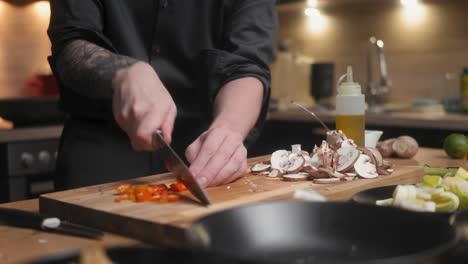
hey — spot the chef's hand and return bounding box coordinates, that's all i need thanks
[185,123,247,187]
[112,62,177,150]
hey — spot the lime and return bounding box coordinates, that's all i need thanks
[443,133,468,159]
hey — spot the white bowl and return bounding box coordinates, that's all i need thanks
[365,130,383,148]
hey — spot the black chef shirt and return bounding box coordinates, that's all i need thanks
[47,0,278,146]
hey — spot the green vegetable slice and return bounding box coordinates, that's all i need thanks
[376,198,393,206]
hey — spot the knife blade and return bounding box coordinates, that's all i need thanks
[153,130,211,205]
[0,207,103,239]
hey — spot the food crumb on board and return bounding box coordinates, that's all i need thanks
[37,238,48,244]
[226,186,231,190]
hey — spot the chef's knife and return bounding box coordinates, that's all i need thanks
[153,130,211,205]
[0,207,103,239]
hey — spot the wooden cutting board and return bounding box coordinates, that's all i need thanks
[39,157,423,247]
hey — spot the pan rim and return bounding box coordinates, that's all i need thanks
[188,200,459,264]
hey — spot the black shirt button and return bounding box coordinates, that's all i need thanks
[161,0,168,8]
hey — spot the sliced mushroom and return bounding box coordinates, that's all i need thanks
[354,154,378,179]
[314,178,341,184]
[267,169,283,178]
[286,155,305,174]
[308,152,323,168]
[303,165,323,178]
[271,150,289,171]
[376,167,391,176]
[283,173,309,182]
[382,160,393,169]
[358,147,378,166]
[288,152,299,161]
[341,138,357,148]
[342,176,356,181]
[251,163,271,174]
[368,147,384,167]
[319,140,331,154]
[326,130,344,150]
[291,144,302,154]
[318,168,346,178]
[303,155,314,166]
[322,152,333,169]
[336,147,360,172]
[311,144,318,153]
[345,172,357,177]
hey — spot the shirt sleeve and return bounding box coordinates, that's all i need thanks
[47,0,117,118]
[48,0,116,57]
[200,0,278,148]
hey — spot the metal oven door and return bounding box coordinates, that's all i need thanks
[0,139,58,202]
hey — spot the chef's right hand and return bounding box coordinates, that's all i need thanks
[111,62,177,151]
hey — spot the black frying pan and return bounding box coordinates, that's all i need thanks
[187,201,458,264]
[29,245,263,264]
[351,185,453,219]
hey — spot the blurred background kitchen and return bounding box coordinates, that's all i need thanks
[0,0,466,202]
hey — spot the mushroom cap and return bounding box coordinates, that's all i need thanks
[283,173,309,182]
[368,147,384,167]
[314,178,341,184]
[251,163,271,173]
[270,150,289,171]
[291,144,302,154]
[308,152,323,168]
[267,169,283,178]
[286,155,306,174]
[354,154,378,179]
[336,147,360,172]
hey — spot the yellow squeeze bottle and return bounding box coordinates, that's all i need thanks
[336,66,365,146]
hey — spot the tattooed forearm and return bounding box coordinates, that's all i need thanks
[55,40,138,98]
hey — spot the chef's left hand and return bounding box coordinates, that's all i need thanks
[186,124,247,187]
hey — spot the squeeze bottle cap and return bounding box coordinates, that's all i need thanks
[337,66,362,95]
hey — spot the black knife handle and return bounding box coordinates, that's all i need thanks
[0,207,44,230]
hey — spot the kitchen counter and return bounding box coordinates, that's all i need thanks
[0,148,465,263]
[0,125,62,143]
[0,199,136,264]
[268,109,468,132]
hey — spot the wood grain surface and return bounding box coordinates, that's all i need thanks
[39,161,423,246]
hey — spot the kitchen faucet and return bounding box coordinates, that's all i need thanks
[367,36,392,112]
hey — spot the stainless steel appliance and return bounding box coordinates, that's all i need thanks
[0,126,62,202]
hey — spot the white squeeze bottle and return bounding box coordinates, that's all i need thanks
[336,66,365,146]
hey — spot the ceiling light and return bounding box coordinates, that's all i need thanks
[304,7,320,17]
[401,0,419,8]
[307,0,318,8]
